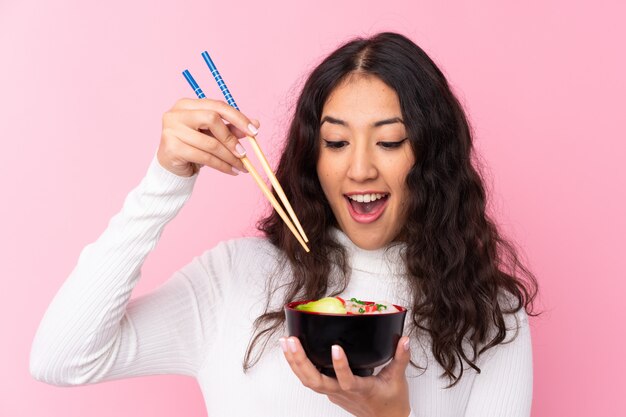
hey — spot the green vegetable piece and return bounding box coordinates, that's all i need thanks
[295,297,347,314]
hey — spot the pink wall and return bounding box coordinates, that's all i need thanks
[1,0,624,416]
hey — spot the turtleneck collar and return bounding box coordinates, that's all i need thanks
[330,227,407,277]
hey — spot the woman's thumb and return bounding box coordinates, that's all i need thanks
[387,336,411,378]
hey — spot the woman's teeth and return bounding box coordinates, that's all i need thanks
[347,193,387,203]
[345,193,390,218]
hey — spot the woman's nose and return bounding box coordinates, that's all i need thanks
[346,146,378,182]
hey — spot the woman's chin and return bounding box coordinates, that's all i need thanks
[342,227,394,250]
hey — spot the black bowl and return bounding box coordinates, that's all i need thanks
[285,300,407,377]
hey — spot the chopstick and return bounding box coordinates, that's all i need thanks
[182,57,310,253]
[200,52,309,245]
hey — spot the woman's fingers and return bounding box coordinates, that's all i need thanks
[177,124,247,173]
[280,337,340,394]
[172,98,259,137]
[172,134,241,176]
[221,118,260,139]
[377,336,412,383]
[198,119,260,164]
[330,345,371,393]
[173,109,250,160]
[158,98,260,177]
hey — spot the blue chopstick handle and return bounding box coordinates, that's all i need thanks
[182,69,206,98]
[201,51,240,110]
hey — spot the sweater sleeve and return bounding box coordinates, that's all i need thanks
[464,308,533,417]
[29,154,217,386]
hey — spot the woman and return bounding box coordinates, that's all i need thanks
[30,32,539,417]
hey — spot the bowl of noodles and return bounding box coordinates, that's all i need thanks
[285,296,407,377]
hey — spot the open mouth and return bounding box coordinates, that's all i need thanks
[344,193,390,223]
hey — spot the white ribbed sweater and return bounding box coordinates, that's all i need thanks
[30,155,533,417]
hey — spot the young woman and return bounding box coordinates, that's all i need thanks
[31,32,539,417]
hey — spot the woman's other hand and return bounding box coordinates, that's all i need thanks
[280,336,412,417]
[157,98,260,177]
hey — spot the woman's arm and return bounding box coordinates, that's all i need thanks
[29,154,207,385]
[30,98,259,386]
[464,308,533,417]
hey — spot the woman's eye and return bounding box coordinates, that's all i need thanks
[378,138,408,149]
[323,140,348,149]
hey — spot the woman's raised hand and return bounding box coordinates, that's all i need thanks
[157,98,260,177]
[280,336,412,417]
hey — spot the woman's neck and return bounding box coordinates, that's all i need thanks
[331,227,407,277]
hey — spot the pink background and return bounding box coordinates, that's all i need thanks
[1,0,624,416]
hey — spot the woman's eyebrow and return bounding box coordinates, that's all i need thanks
[320,115,404,127]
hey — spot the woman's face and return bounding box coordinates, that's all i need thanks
[316,74,415,250]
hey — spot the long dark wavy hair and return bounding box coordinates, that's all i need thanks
[243,32,540,387]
